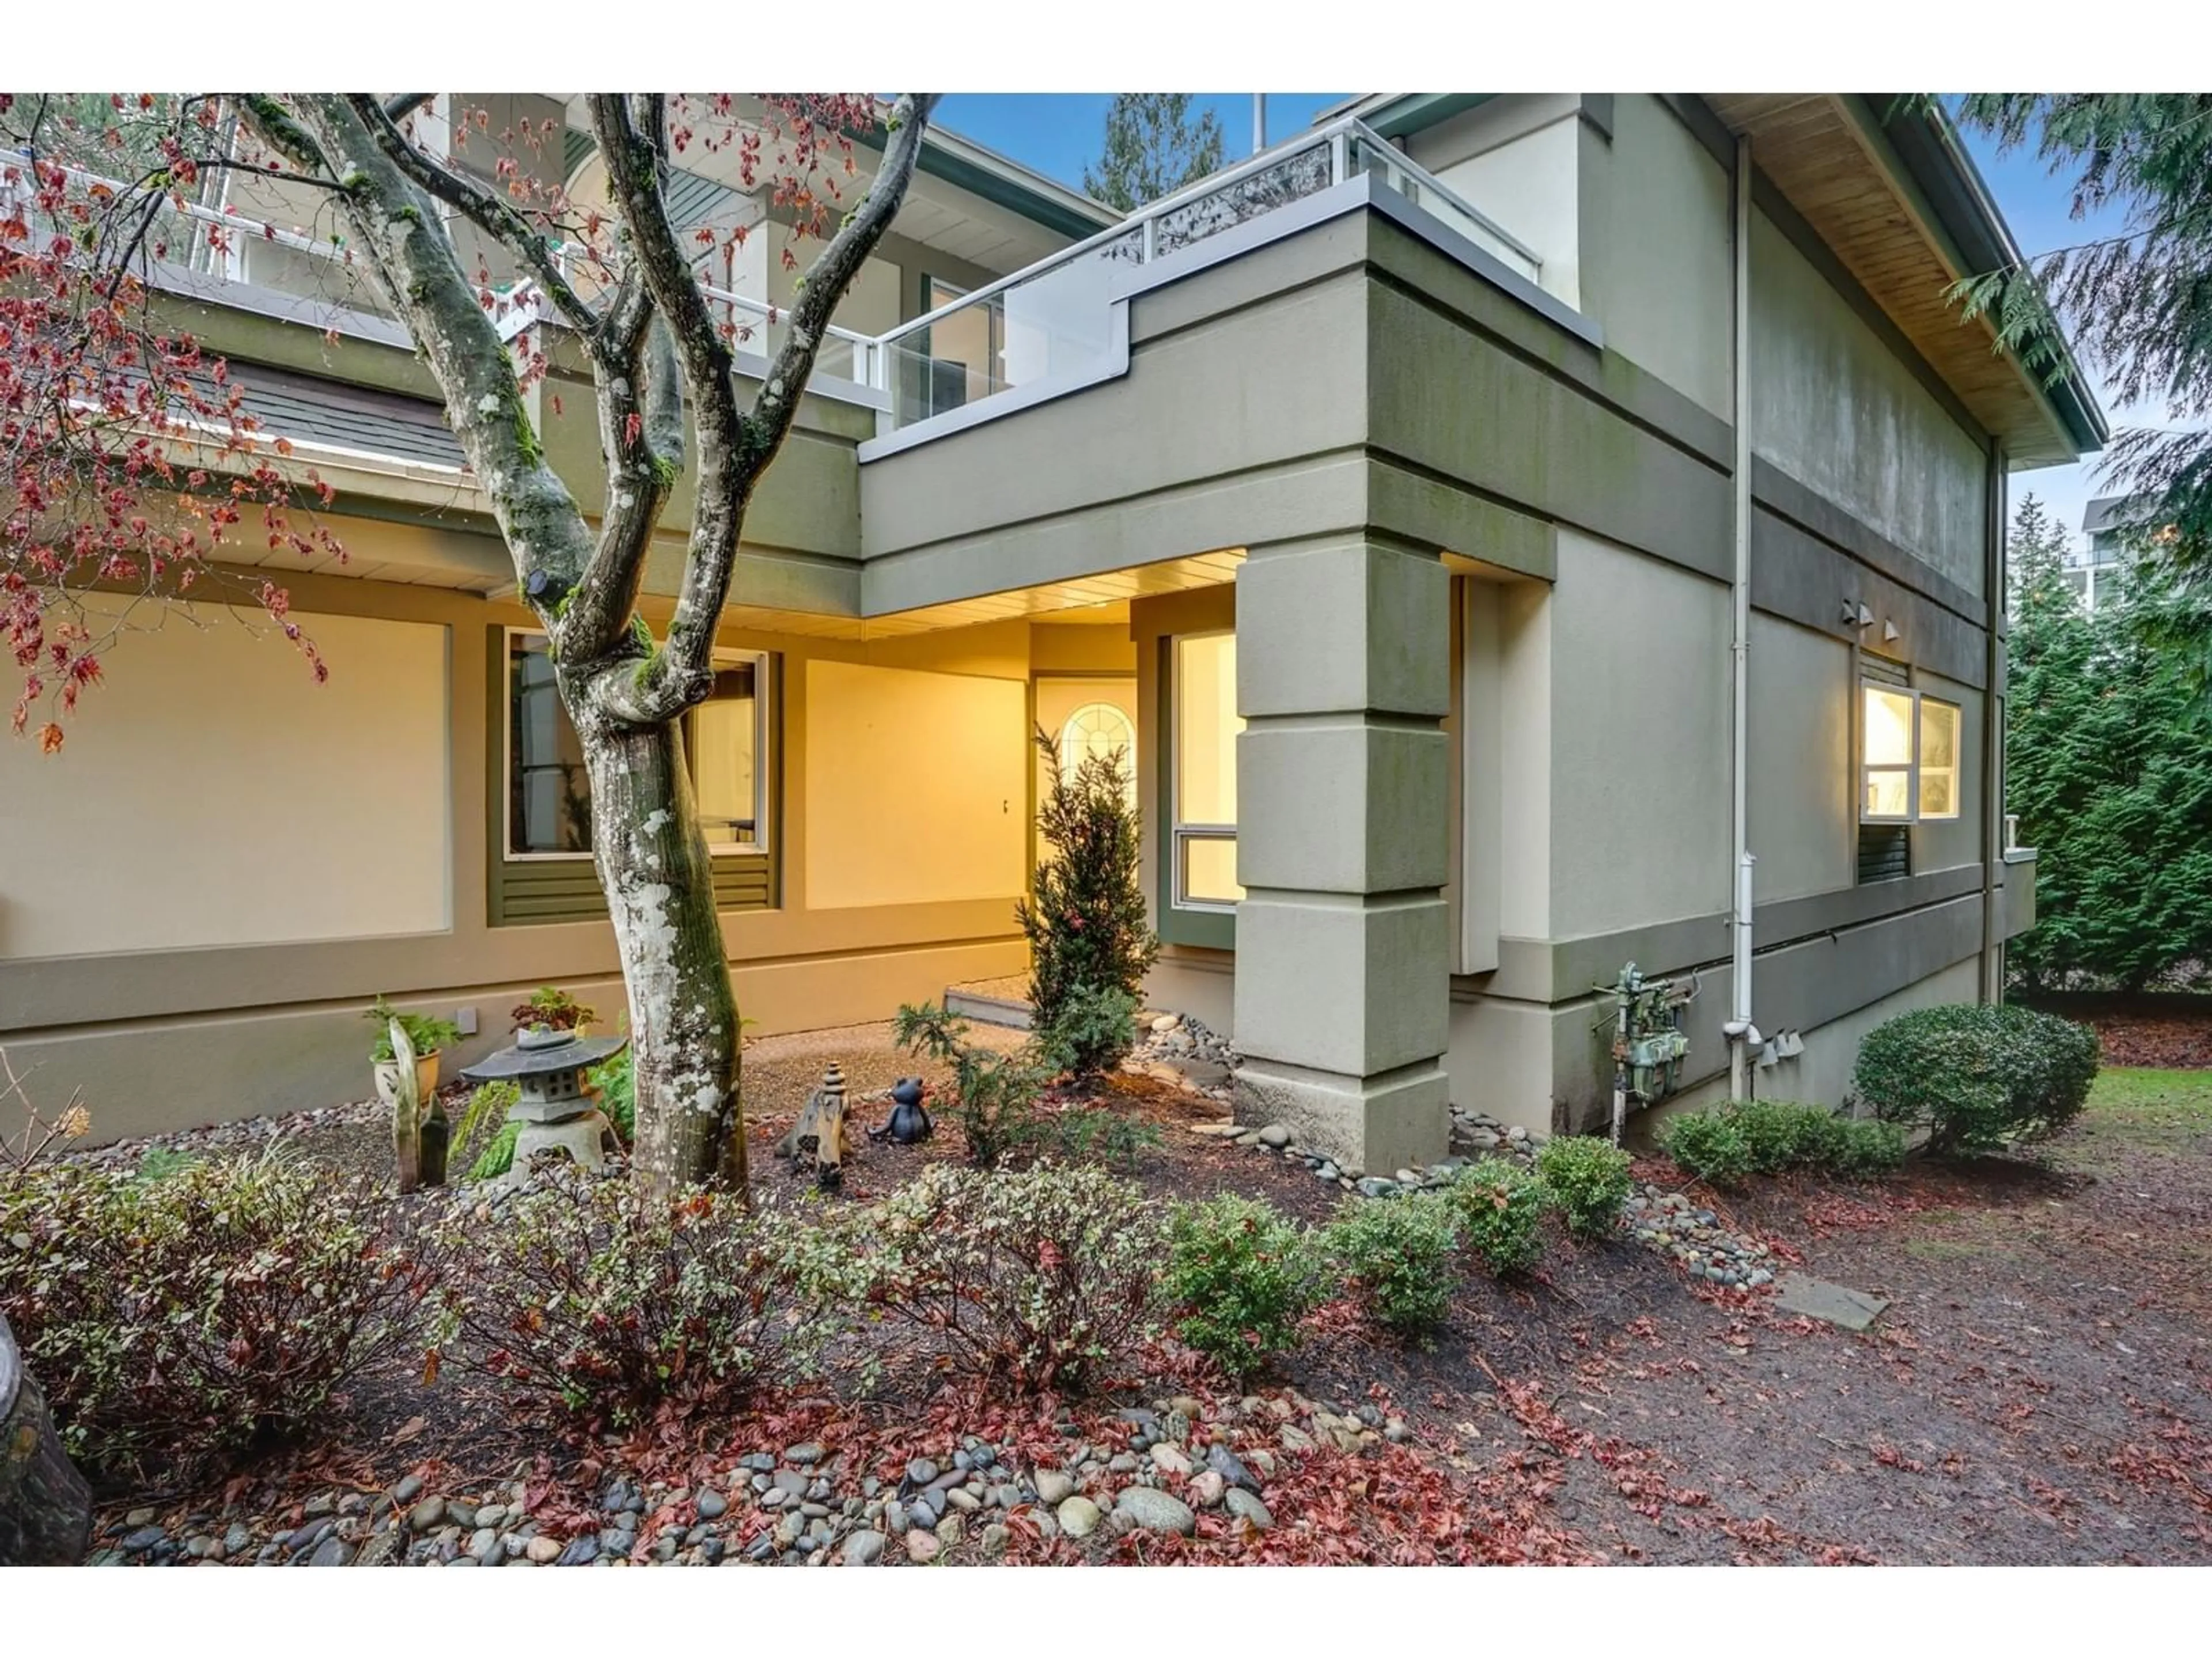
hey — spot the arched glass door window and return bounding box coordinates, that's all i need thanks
[1058,701,1137,812]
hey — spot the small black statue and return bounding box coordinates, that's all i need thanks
[869,1075,934,1145]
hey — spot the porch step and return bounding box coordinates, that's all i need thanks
[945,978,1032,1031]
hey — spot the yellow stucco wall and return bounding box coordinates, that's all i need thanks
[801,658,1029,911]
[0,604,450,960]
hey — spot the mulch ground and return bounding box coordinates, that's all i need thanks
[58,1032,2212,1566]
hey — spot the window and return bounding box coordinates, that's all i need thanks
[917,275,1003,416]
[509,635,592,855]
[504,634,770,859]
[1172,631,1243,910]
[1918,698,1960,820]
[691,661,765,850]
[1857,679,1961,825]
[1058,702,1138,813]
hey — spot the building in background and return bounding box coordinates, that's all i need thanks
[2066,494,2154,611]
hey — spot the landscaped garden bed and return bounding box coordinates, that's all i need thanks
[14,993,2211,1570]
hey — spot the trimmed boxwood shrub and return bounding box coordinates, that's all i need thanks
[1852,1003,2099,1156]
[1661,1100,1907,1185]
[1448,1158,1545,1277]
[1323,1192,1459,1334]
[1536,1135,1634,1238]
[1164,1193,1323,1378]
[1658,1109,1756,1186]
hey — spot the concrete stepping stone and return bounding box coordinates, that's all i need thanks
[1773,1273,1890,1331]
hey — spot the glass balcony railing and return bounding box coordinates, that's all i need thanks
[10,112,1545,441]
[864,115,1544,434]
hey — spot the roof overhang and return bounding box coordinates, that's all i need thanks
[1702,93,2108,467]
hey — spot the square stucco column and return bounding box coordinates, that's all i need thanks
[1232,539,1452,1175]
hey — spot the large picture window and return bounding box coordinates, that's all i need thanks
[1172,630,1243,910]
[505,634,770,859]
[1858,680,1961,825]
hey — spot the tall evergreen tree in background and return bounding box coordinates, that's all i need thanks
[2006,495,2212,992]
[1082,94,1226,212]
[1948,97,2212,686]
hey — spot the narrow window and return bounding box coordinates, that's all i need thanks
[1918,697,1961,820]
[508,634,593,857]
[1172,631,1243,910]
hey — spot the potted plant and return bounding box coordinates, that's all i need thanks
[510,986,596,1039]
[366,995,461,1110]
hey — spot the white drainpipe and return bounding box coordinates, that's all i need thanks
[1726,133,1759,1101]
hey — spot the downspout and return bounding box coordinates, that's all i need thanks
[1979,436,2005,1002]
[1725,133,1758,1100]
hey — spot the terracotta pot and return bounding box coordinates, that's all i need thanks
[373,1051,441,1108]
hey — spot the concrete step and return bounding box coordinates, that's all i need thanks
[944,985,1032,1030]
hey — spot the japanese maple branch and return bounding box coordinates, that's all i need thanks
[343,93,600,337]
[588,91,937,724]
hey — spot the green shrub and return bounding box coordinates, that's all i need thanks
[1323,1192,1460,1334]
[1163,1194,1323,1377]
[466,1118,521,1183]
[1537,1135,1634,1238]
[1732,1100,1837,1170]
[1661,1100,1910,1185]
[1827,1117,1909,1178]
[1853,1003,2100,1155]
[454,1080,518,1178]
[0,1152,437,1482]
[1036,982,1141,1081]
[1657,1110,1755,1186]
[365,995,461,1062]
[1017,728,1159,1075]
[1448,1158,1546,1277]
[823,1161,1164,1394]
[427,1178,824,1425]
[892,1001,1053,1169]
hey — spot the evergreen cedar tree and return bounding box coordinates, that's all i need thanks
[1948,97,2212,680]
[1,92,941,1197]
[2004,493,2212,993]
[1017,729,1158,1073]
[1082,93,1226,213]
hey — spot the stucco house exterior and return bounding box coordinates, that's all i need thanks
[0,93,2103,1172]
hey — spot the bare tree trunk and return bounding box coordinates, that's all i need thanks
[1,1313,92,1566]
[579,706,747,1195]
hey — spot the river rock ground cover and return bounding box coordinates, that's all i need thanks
[58,1037,2212,1567]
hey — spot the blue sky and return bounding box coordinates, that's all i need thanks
[935,93,2146,553]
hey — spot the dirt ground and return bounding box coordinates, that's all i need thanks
[64,1026,2212,1565]
[1298,1067,2212,1564]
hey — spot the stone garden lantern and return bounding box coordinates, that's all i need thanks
[460,1027,627,1187]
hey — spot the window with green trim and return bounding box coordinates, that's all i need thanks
[503,632,772,861]
[1171,630,1243,911]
